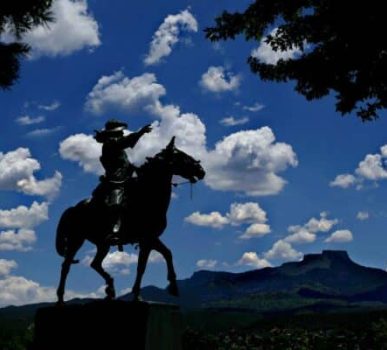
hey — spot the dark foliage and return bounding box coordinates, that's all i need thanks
[0,0,53,89]
[206,0,387,120]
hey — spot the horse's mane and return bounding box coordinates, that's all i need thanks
[137,150,166,176]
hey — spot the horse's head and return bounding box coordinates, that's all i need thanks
[158,137,205,183]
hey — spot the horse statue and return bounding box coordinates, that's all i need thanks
[55,137,205,304]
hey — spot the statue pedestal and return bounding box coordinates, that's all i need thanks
[30,300,182,350]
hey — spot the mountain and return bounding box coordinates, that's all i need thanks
[2,250,387,319]
[121,250,387,310]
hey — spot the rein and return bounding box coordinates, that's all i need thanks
[171,180,194,199]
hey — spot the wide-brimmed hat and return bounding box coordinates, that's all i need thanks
[94,119,127,142]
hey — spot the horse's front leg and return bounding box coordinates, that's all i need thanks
[153,238,178,297]
[90,244,115,299]
[132,242,151,301]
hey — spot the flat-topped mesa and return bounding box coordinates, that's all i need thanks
[302,250,351,264]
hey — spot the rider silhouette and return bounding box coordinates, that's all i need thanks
[93,119,152,247]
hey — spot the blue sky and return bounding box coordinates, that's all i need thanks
[1,0,387,306]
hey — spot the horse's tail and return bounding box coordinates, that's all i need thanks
[56,206,80,264]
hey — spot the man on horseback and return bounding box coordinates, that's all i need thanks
[93,119,152,247]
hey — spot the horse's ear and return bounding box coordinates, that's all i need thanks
[166,136,175,150]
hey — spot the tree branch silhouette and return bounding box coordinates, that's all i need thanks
[0,0,53,89]
[206,1,387,120]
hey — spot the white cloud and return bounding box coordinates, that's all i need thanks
[0,148,62,199]
[69,72,296,198]
[355,154,387,180]
[185,202,270,239]
[237,252,271,269]
[251,28,302,65]
[26,127,61,138]
[85,72,166,115]
[240,223,271,239]
[0,229,37,251]
[220,116,249,127]
[264,240,303,261]
[17,171,62,200]
[330,174,357,188]
[59,134,102,174]
[357,211,369,221]
[0,259,17,276]
[285,212,338,244]
[0,201,48,229]
[196,259,217,269]
[16,115,45,126]
[325,229,353,243]
[227,202,268,225]
[200,66,241,93]
[205,127,298,196]
[144,9,198,65]
[82,250,162,275]
[0,273,103,307]
[243,103,265,113]
[285,228,316,244]
[22,0,100,58]
[331,145,387,190]
[185,211,229,229]
[38,101,61,111]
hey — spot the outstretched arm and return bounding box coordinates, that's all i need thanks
[118,124,152,149]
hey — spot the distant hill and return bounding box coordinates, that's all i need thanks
[121,250,387,310]
[2,250,387,320]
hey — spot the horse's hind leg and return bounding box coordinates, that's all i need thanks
[132,243,151,301]
[56,239,84,305]
[153,238,178,296]
[90,244,115,299]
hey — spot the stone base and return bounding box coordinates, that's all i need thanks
[30,300,182,350]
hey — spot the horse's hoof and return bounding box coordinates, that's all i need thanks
[105,286,116,299]
[167,282,179,297]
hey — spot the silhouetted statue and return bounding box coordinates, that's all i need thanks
[93,119,152,248]
[55,133,205,305]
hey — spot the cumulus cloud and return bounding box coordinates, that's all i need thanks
[200,66,241,93]
[264,240,303,261]
[17,171,62,200]
[67,72,296,197]
[330,174,357,188]
[285,212,338,244]
[0,148,62,199]
[0,273,104,307]
[16,115,45,126]
[82,251,162,275]
[0,229,37,251]
[85,72,166,115]
[357,211,369,221]
[240,223,271,239]
[205,127,298,196]
[220,116,249,127]
[196,259,217,269]
[0,259,17,276]
[251,28,302,65]
[325,230,353,243]
[22,0,100,58]
[185,202,270,239]
[0,202,48,229]
[59,134,102,174]
[144,9,198,65]
[237,252,272,269]
[185,211,229,229]
[331,145,387,189]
